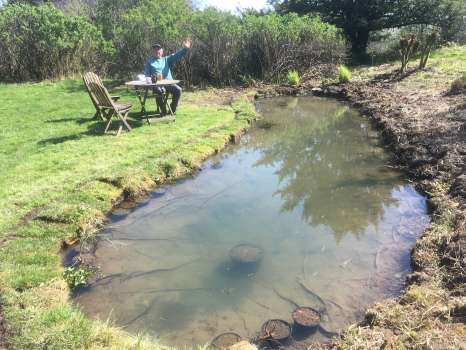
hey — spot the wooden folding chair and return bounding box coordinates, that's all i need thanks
[83,72,132,135]
[83,73,121,120]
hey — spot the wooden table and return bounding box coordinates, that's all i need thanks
[125,79,180,123]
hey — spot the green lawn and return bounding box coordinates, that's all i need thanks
[0,80,254,349]
[355,44,466,86]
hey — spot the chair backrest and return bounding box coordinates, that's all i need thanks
[83,72,114,109]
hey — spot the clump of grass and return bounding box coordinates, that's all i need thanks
[449,74,466,95]
[286,70,300,86]
[63,266,94,289]
[337,65,352,83]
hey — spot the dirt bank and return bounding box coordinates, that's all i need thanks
[311,68,466,348]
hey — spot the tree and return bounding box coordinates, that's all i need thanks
[273,0,465,60]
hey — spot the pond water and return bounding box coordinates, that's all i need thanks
[73,96,429,346]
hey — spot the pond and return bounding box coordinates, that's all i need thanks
[73,96,430,346]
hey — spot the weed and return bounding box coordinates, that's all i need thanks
[63,266,94,289]
[286,70,300,86]
[337,65,352,83]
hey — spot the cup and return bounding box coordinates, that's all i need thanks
[157,73,163,81]
[145,76,152,84]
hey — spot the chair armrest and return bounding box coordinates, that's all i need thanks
[111,95,120,101]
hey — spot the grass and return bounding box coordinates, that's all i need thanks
[354,44,466,85]
[0,80,255,349]
[286,70,300,86]
[337,65,352,83]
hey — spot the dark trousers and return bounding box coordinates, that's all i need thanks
[154,84,182,114]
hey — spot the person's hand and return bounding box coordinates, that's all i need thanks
[183,39,192,50]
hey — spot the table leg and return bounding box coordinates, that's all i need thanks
[136,87,151,125]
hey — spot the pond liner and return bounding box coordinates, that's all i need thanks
[210,332,243,349]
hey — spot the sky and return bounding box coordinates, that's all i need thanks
[197,0,271,13]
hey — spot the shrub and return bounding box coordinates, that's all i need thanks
[287,70,300,86]
[337,65,352,83]
[242,13,346,82]
[399,34,418,73]
[449,74,466,94]
[419,31,439,69]
[0,2,348,85]
[0,3,114,81]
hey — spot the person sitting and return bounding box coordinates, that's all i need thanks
[144,39,191,115]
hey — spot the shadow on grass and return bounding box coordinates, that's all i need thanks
[369,67,419,83]
[37,115,145,145]
[45,117,92,125]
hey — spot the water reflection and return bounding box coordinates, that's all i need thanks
[249,98,398,241]
[73,96,429,347]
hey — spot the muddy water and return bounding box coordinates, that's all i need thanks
[73,97,429,346]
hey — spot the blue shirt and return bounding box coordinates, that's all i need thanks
[144,48,187,80]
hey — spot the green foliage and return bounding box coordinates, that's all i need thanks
[276,0,465,58]
[0,3,114,81]
[337,65,352,83]
[287,70,300,85]
[63,266,93,289]
[98,0,191,78]
[106,5,346,84]
[241,13,346,82]
[0,1,345,84]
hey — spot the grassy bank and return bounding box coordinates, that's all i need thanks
[325,45,466,349]
[0,81,255,349]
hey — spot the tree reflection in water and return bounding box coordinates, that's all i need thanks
[251,97,400,241]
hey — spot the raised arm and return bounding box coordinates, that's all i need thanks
[166,39,192,65]
[166,48,188,65]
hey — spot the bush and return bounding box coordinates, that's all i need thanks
[94,2,346,85]
[337,65,352,83]
[241,13,346,82]
[287,70,300,86]
[0,2,347,85]
[0,3,114,81]
[97,0,191,79]
[449,74,466,94]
